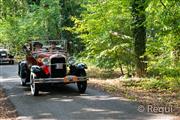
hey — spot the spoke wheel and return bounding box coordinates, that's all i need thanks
[30,73,39,96]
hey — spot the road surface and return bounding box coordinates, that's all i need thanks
[0,64,177,120]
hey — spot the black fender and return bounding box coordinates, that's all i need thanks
[18,61,29,79]
[31,65,41,74]
[76,63,87,69]
[69,63,87,76]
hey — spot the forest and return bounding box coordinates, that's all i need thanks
[0,0,179,90]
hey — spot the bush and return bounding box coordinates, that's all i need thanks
[142,79,170,90]
[141,77,180,91]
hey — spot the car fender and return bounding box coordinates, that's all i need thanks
[18,61,28,78]
[69,63,87,76]
[71,63,87,76]
[31,65,42,74]
[31,65,48,78]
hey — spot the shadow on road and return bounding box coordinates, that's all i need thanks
[3,82,160,120]
[20,84,82,96]
[0,65,174,120]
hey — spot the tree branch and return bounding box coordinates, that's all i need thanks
[160,0,166,9]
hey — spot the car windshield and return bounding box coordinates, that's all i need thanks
[31,40,66,53]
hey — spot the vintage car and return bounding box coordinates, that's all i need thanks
[0,48,14,64]
[18,40,88,96]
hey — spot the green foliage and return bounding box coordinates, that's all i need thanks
[70,0,180,78]
[0,0,179,84]
[0,0,28,54]
[60,0,86,54]
[142,79,170,90]
[132,0,147,77]
[141,77,180,91]
[146,0,180,77]
[123,76,180,91]
[72,0,134,70]
[0,0,62,54]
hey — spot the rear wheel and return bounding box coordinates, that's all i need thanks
[30,73,39,96]
[77,70,87,93]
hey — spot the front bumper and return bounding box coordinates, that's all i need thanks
[34,75,88,84]
[0,58,13,62]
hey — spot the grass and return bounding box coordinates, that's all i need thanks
[87,66,180,92]
[87,66,180,116]
[86,66,120,79]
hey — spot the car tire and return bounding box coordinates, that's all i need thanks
[9,60,14,65]
[77,81,87,93]
[18,62,21,76]
[77,70,87,93]
[30,73,39,96]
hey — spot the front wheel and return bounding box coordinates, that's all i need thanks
[30,73,39,96]
[11,60,14,65]
[77,69,87,93]
[77,81,87,93]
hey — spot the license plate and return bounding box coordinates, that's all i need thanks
[56,63,63,69]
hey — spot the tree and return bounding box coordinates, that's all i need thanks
[72,0,134,75]
[132,0,147,77]
[60,0,85,54]
[145,0,180,76]
[0,0,62,54]
[27,0,40,5]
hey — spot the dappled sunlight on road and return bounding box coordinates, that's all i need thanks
[0,65,177,120]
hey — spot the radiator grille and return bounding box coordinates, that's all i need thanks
[50,57,66,78]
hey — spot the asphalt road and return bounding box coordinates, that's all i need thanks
[0,64,177,120]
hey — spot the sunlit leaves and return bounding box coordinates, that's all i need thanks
[0,0,61,54]
[146,0,180,76]
[72,0,134,69]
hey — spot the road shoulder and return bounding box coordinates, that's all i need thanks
[88,78,180,118]
[0,87,17,119]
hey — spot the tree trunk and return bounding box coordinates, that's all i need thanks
[132,0,147,77]
[120,64,124,76]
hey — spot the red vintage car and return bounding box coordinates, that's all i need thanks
[18,40,88,96]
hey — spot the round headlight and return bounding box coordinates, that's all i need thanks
[68,57,76,65]
[42,58,49,65]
